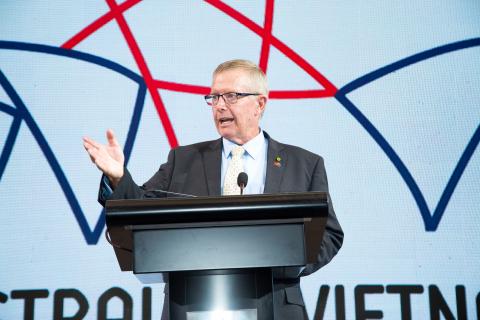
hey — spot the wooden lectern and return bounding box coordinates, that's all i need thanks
[105,192,328,320]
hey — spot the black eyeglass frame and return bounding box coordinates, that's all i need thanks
[204,92,260,106]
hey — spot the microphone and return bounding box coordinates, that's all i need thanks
[145,189,197,198]
[237,172,248,195]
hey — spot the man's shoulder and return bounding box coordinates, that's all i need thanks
[268,135,323,162]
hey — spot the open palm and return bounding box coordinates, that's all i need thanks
[83,129,125,187]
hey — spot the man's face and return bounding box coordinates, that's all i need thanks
[210,69,266,145]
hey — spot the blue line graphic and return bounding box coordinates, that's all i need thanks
[0,103,22,180]
[335,37,480,231]
[338,38,480,95]
[0,41,147,244]
[0,37,478,243]
[0,102,18,116]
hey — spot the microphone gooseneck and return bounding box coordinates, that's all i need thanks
[237,172,248,195]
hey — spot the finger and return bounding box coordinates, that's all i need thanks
[85,149,96,163]
[85,143,107,160]
[84,144,99,161]
[83,142,90,153]
[106,129,120,147]
[83,136,102,149]
[83,140,94,151]
[87,148,109,170]
[83,141,94,153]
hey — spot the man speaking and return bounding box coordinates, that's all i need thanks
[83,59,343,319]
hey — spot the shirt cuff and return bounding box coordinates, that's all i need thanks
[101,175,114,199]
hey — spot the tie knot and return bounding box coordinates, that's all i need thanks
[231,145,245,159]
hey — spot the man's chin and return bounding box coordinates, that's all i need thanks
[217,127,232,137]
[220,132,234,141]
[218,130,239,143]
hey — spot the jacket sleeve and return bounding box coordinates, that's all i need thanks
[300,155,343,276]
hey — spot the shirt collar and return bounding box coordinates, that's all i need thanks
[222,129,265,160]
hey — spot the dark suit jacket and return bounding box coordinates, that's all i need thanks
[99,132,343,319]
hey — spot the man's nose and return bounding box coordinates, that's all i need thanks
[214,96,228,110]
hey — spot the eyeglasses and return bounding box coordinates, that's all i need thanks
[204,92,259,106]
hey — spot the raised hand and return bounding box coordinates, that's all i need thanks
[83,129,125,188]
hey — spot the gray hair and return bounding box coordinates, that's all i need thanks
[213,59,269,96]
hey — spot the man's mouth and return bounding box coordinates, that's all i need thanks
[219,117,234,125]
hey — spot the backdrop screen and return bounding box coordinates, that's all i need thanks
[1,1,479,319]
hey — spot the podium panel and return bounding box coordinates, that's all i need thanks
[105,192,329,320]
[134,223,305,273]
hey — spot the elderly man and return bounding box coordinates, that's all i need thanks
[83,59,343,319]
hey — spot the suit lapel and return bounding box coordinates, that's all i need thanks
[202,138,222,196]
[264,133,286,194]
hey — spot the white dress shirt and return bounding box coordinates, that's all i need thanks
[221,130,268,195]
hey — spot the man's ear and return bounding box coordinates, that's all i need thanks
[257,95,267,116]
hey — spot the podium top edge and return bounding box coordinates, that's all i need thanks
[106,191,327,210]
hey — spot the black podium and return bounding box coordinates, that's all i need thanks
[105,192,328,320]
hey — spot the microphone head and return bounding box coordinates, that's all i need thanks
[237,172,248,188]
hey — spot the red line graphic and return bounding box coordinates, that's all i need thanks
[154,80,210,95]
[270,36,337,95]
[105,0,178,148]
[153,81,331,99]
[62,0,341,146]
[61,0,142,49]
[259,0,274,73]
[204,0,337,96]
[270,89,334,99]
[204,0,264,36]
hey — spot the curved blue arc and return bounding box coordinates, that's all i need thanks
[124,84,147,164]
[0,41,147,244]
[0,41,143,84]
[338,37,480,95]
[336,94,432,225]
[0,69,89,237]
[435,124,480,223]
[1,37,478,242]
[0,107,22,181]
[335,38,480,231]
[0,102,19,116]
